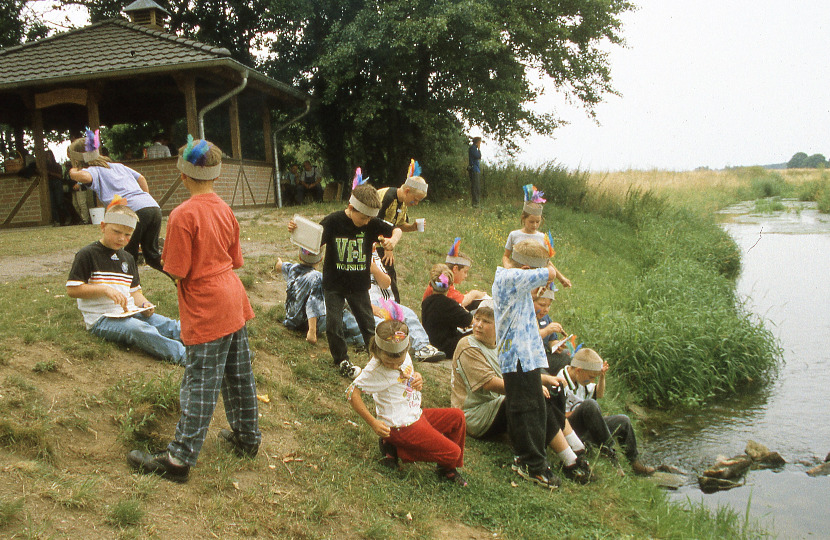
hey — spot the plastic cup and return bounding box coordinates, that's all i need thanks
[416,218,425,232]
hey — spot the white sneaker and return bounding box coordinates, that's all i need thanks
[339,359,361,378]
[414,345,446,362]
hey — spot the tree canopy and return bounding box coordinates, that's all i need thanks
[264,0,634,189]
[788,152,826,169]
[17,0,634,191]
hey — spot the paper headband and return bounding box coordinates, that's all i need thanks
[348,194,379,217]
[571,349,603,371]
[103,211,138,229]
[511,251,549,268]
[523,201,544,216]
[375,332,410,354]
[299,248,323,264]
[404,176,428,193]
[445,237,471,266]
[177,157,221,180]
[535,286,557,300]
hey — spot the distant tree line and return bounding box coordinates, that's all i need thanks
[787,152,826,169]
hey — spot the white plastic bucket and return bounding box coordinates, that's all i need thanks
[89,207,105,225]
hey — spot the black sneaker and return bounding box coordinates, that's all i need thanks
[437,466,469,487]
[219,429,259,458]
[339,359,361,378]
[562,461,592,484]
[513,460,560,489]
[127,450,189,483]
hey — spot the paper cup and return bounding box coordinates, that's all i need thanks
[416,218,425,232]
[89,207,105,225]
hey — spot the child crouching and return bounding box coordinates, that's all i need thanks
[348,307,468,486]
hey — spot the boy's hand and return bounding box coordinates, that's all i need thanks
[371,419,391,438]
[410,372,424,391]
[559,276,572,288]
[601,361,609,374]
[287,219,297,232]
[275,257,284,272]
[104,288,129,311]
[138,302,155,317]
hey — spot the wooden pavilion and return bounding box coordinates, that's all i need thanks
[0,0,310,228]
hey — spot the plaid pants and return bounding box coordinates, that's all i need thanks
[168,326,261,466]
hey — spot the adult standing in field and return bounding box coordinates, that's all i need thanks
[468,136,482,208]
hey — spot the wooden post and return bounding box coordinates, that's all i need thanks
[86,88,100,130]
[174,74,199,137]
[31,108,50,225]
[262,99,273,163]
[228,95,242,159]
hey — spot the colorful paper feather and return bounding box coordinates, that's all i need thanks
[407,159,421,178]
[545,230,556,257]
[182,134,210,166]
[523,184,546,203]
[106,194,127,210]
[352,167,366,190]
[447,237,461,257]
[84,127,100,152]
[377,298,405,322]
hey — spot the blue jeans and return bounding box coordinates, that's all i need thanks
[342,302,430,350]
[90,313,186,365]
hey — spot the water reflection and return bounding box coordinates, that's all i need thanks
[644,202,830,537]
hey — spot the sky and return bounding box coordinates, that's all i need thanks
[502,0,830,171]
[33,1,830,172]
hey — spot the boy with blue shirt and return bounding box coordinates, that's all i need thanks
[493,239,568,489]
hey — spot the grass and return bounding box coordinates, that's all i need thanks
[0,166,795,537]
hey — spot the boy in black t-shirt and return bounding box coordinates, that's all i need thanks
[289,184,401,377]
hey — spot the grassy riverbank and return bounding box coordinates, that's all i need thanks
[0,166,796,537]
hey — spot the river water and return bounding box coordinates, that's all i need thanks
[644,201,830,538]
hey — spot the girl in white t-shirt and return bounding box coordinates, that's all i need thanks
[502,185,571,288]
[348,308,468,485]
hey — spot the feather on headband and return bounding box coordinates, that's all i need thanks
[544,230,556,257]
[523,184,546,203]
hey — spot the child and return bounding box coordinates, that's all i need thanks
[423,237,488,309]
[128,137,261,483]
[532,286,573,375]
[502,185,571,288]
[493,239,563,489]
[288,171,402,377]
[556,348,655,476]
[348,314,468,486]
[66,199,185,365]
[376,159,429,302]
[68,129,166,275]
[278,248,326,344]
[421,264,474,357]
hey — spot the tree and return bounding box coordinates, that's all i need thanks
[787,152,807,168]
[264,0,634,190]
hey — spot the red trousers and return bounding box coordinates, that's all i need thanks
[385,408,466,469]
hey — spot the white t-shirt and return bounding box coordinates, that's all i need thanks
[351,355,422,427]
[556,366,597,413]
[504,229,546,252]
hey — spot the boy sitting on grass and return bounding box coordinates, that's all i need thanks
[277,248,326,344]
[556,348,655,476]
[66,199,185,365]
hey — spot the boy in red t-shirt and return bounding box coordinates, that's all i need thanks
[422,238,487,309]
[128,137,261,483]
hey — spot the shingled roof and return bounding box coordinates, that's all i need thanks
[0,17,307,104]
